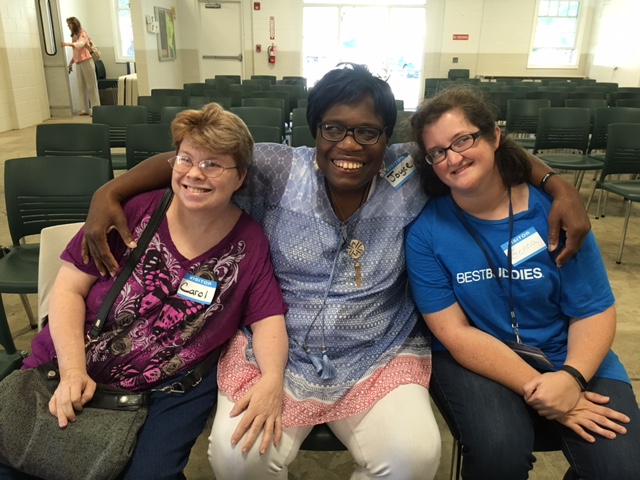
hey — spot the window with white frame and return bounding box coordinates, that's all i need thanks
[529,0,580,67]
[112,0,134,62]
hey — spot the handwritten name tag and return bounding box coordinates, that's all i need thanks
[383,153,416,189]
[177,273,217,305]
[501,227,547,266]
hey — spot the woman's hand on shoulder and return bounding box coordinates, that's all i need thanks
[82,187,135,277]
[554,391,630,442]
[523,371,582,419]
[48,367,97,428]
[228,373,284,455]
[544,174,591,267]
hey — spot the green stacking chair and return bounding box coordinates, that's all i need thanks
[183,83,209,96]
[251,91,291,125]
[92,105,147,170]
[242,97,286,133]
[564,98,608,132]
[36,123,112,167]
[585,123,640,264]
[151,88,190,106]
[388,111,413,145]
[0,156,113,379]
[137,95,183,123]
[291,107,308,128]
[251,75,276,85]
[290,126,316,148]
[247,125,282,144]
[206,96,233,110]
[160,106,191,124]
[505,98,550,149]
[281,76,307,90]
[126,124,174,170]
[229,83,262,98]
[533,107,599,190]
[587,107,640,162]
[526,90,568,107]
[230,106,284,139]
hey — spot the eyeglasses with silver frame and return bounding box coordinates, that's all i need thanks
[168,155,238,178]
[319,123,386,146]
[425,131,482,165]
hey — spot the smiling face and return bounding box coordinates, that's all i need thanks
[315,97,387,198]
[422,109,501,196]
[171,138,246,215]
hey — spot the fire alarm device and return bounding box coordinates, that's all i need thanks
[256,44,262,53]
[254,2,260,10]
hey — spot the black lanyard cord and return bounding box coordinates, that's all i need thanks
[453,187,521,343]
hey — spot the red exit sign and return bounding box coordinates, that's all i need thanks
[453,34,469,40]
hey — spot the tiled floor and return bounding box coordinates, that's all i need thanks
[1,118,638,479]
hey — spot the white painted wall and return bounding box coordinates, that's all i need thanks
[0,0,50,131]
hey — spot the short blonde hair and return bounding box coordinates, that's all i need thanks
[171,103,254,176]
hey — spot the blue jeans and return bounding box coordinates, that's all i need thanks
[0,366,217,480]
[431,351,640,480]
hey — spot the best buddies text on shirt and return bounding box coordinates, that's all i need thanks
[456,227,546,284]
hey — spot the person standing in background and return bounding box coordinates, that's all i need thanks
[61,17,100,116]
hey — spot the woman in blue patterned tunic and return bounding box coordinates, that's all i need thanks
[81,65,590,479]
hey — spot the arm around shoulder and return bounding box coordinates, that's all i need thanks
[83,152,174,276]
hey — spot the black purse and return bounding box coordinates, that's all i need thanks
[0,189,177,480]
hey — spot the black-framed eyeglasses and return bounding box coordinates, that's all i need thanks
[168,156,238,178]
[319,123,386,146]
[425,132,482,165]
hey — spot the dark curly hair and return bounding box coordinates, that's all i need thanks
[410,85,531,197]
[306,63,397,142]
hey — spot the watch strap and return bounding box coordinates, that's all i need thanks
[560,364,588,391]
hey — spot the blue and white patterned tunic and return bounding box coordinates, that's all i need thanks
[219,143,432,426]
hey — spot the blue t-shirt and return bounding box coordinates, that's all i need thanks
[405,185,629,383]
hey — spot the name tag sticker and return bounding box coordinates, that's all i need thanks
[501,227,547,266]
[383,153,416,189]
[177,273,217,305]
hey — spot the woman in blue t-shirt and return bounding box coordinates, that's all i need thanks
[405,85,640,479]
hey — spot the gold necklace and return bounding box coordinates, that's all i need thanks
[327,181,371,287]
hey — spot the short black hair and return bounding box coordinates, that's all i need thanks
[306,63,397,141]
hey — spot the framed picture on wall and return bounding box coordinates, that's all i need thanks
[155,6,176,61]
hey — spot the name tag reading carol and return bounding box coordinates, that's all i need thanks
[177,273,217,305]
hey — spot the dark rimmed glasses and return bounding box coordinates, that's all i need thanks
[168,156,238,178]
[425,132,482,165]
[319,123,386,146]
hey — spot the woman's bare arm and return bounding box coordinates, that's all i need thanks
[82,152,173,276]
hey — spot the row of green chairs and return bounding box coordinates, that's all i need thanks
[36,122,172,172]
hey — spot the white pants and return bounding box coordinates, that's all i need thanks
[75,58,100,114]
[209,384,441,480]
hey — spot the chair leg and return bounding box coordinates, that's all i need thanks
[585,183,598,214]
[0,295,24,380]
[616,199,633,264]
[450,439,462,480]
[19,294,37,329]
[575,171,586,191]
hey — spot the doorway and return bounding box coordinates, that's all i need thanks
[302,4,425,109]
[198,1,244,80]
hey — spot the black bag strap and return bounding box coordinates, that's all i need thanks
[88,188,173,340]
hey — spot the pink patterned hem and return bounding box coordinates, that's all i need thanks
[218,332,432,428]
